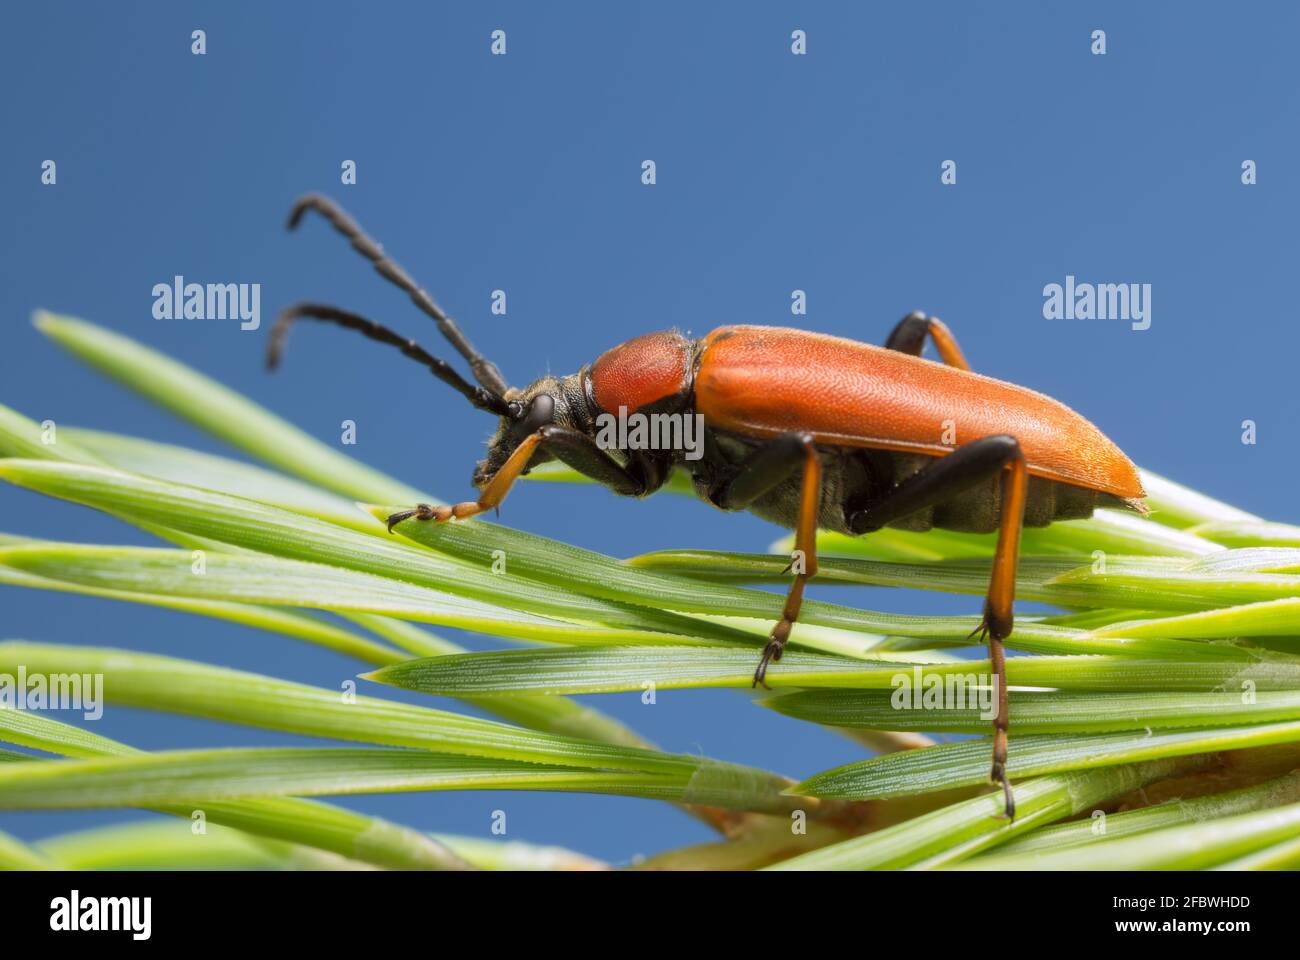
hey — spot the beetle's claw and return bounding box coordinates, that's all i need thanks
[386,503,441,533]
[385,509,416,533]
[969,601,1013,644]
[752,637,786,689]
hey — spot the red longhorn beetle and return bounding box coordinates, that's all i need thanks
[269,195,1147,819]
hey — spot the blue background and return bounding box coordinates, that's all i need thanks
[1,2,1297,862]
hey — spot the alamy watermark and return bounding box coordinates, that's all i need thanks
[890,666,999,720]
[594,405,705,461]
[1042,275,1151,331]
[50,890,151,940]
[152,275,261,330]
[0,667,103,720]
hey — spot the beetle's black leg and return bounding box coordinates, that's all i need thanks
[287,193,509,396]
[268,303,510,415]
[708,432,815,511]
[847,436,1021,534]
[846,435,1027,820]
[384,425,658,532]
[535,425,651,497]
[885,311,971,370]
[708,432,821,688]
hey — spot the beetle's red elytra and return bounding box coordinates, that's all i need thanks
[269,194,1147,821]
[692,325,1145,504]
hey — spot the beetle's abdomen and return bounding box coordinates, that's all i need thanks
[587,331,693,414]
[695,435,1115,537]
[873,451,1111,533]
[695,325,1145,504]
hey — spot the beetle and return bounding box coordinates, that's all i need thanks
[268,194,1147,819]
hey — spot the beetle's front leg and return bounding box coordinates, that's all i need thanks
[385,430,545,531]
[385,426,646,532]
[708,432,822,688]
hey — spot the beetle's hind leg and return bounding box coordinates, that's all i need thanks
[707,433,822,688]
[846,435,1028,820]
[885,311,971,370]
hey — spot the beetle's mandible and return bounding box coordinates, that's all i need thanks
[268,195,1147,820]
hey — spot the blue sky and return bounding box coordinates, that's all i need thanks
[2,2,1297,861]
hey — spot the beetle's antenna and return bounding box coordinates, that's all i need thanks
[267,303,513,417]
[287,193,509,397]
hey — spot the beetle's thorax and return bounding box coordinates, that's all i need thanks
[585,330,697,419]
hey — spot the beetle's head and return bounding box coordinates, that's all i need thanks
[472,372,589,489]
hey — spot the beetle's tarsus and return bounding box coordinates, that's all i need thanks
[991,760,1016,821]
[386,503,438,533]
[752,634,787,689]
[385,509,415,533]
[969,613,1016,821]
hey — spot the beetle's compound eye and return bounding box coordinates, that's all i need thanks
[520,394,555,433]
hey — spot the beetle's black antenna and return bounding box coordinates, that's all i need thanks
[287,193,509,397]
[267,303,513,417]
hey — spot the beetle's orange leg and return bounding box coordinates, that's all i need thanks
[846,434,1026,819]
[386,431,545,531]
[885,311,971,371]
[757,437,821,688]
[704,432,823,686]
[971,446,1027,821]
